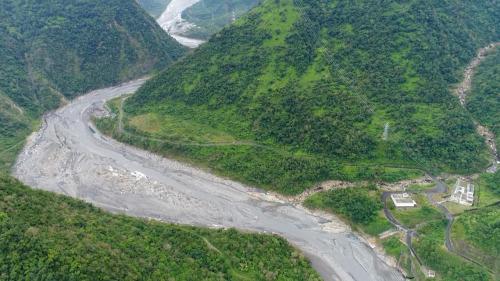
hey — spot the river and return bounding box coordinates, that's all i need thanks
[157,0,205,48]
[11,1,408,280]
[13,79,403,281]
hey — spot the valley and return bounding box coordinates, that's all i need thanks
[96,0,500,278]
[2,0,499,280]
[13,40,498,280]
[13,81,404,281]
[0,0,184,170]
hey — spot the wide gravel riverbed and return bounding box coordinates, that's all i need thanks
[13,79,404,281]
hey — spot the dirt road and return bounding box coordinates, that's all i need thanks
[13,79,403,281]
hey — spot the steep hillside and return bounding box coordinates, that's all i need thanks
[0,0,185,170]
[0,175,320,280]
[452,203,500,276]
[467,48,500,151]
[120,0,499,194]
[182,0,259,39]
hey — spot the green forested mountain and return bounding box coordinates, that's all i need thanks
[0,175,320,280]
[120,0,500,193]
[182,0,260,39]
[0,0,185,170]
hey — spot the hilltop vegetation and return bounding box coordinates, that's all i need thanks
[0,0,185,170]
[119,0,499,194]
[182,0,259,40]
[0,175,320,280]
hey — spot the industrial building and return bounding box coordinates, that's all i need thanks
[391,193,417,208]
[450,178,474,206]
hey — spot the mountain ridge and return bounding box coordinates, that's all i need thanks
[121,0,499,193]
[0,0,185,170]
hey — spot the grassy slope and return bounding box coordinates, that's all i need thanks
[97,100,422,195]
[414,221,492,281]
[182,0,260,40]
[451,205,500,276]
[475,172,500,207]
[0,94,33,171]
[0,0,185,171]
[390,194,443,229]
[119,0,499,194]
[0,175,321,280]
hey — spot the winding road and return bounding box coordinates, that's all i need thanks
[13,79,404,281]
[381,42,500,274]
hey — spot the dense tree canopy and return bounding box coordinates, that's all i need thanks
[0,175,321,280]
[123,0,499,193]
[305,186,383,224]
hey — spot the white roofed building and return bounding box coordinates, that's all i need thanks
[391,193,416,208]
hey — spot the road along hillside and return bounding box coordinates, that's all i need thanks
[13,79,403,281]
